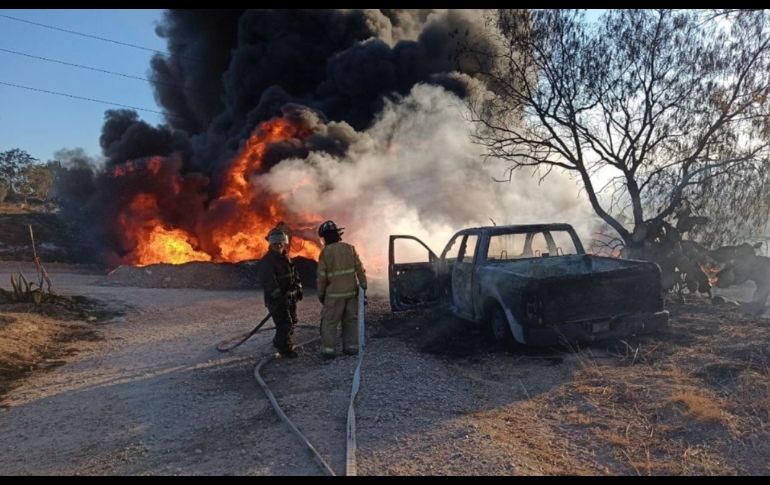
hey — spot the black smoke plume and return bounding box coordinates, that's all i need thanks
[56,9,499,266]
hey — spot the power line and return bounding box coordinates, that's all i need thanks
[0,46,193,92]
[0,79,167,116]
[0,13,201,64]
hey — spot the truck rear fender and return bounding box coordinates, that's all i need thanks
[504,306,526,344]
[481,292,526,345]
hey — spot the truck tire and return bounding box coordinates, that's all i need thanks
[487,304,513,345]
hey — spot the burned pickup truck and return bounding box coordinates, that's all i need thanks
[389,224,668,346]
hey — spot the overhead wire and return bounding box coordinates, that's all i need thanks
[0,46,187,91]
[0,12,202,63]
[0,80,167,116]
[0,13,199,119]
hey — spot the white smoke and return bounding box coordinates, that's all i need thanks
[257,84,599,293]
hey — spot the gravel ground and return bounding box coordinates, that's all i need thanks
[2,262,768,475]
[0,263,326,475]
[0,262,576,475]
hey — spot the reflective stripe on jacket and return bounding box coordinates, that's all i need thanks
[317,241,367,300]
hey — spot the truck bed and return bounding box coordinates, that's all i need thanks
[487,254,645,279]
[485,254,662,324]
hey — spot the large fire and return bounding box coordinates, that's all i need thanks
[113,117,322,267]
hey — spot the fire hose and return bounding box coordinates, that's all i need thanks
[215,313,273,352]
[217,289,366,476]
[345,286,366,476]
[216,316,319,352]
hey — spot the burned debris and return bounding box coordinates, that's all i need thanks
[710,242,770,314]
[101,257,318,291]
[612,205,768,312]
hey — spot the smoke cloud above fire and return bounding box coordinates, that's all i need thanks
[258,85,595,280]
[54,9,597,286]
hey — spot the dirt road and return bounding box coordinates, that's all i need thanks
[1,262,769,475]
[0,263,577,475]
[1,263,329,474]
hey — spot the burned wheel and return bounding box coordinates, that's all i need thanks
[487,305,513,344]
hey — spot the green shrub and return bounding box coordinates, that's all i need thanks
[23,165,54,200]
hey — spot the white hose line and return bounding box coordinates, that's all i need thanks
[253,290,365,476]
[253,336,337,476]
[344,289,366,476]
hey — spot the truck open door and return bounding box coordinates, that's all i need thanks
[388,235,440,311]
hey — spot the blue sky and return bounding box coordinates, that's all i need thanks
[0,9,166,164]
[0,9,607,166]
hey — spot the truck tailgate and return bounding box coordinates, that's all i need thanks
[536,265,662,323]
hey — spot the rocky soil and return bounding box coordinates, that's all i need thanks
[1,261,769,475]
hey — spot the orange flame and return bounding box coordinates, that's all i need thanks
[116,193,211,266]
[114,118,322,266]
[135,225,212,265]
[700,264,721,285]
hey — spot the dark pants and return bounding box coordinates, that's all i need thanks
[267,300,297,353]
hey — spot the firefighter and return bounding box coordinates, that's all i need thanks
[316,220,367,358]
[258,227,303,358]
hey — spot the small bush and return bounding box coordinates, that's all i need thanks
[23,164,54,200]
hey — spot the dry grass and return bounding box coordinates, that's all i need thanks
[0,294,118,401]
[420,295,762,475]
[0,311,93,399]
[473,402,605,475]
[377,292,770,474]
[529,296,770,474]
[0,201,46,215]
[666,388,730,424]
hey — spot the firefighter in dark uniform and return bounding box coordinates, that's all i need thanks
[258,228,303,358]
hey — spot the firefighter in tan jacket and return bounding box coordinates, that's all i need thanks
[316,220,367,358]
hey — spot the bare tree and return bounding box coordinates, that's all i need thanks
[466,9,770,255]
